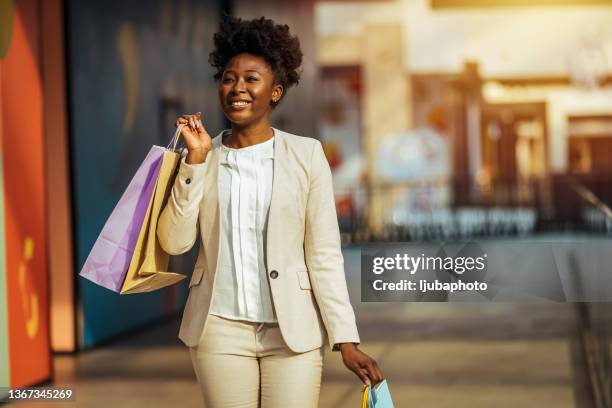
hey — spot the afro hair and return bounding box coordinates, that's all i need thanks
[208,15,303,107]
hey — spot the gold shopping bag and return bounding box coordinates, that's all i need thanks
[120,126,189,294]
[362,385,369,408]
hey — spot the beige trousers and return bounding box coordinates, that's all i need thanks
[189,314,325,408]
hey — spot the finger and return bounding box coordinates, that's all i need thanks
[180,123,195,136]
[176,118,188,126]
[366,360,383,384]
[196,119,205,134]
[372,362,384,384]
[353,366,371,386]
[361,362,378,386]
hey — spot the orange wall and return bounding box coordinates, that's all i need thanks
[1,0,52,387]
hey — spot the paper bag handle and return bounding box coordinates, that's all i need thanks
[361,384,369,408]
[167,124,185,152]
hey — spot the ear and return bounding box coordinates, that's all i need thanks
[271,83,284,103]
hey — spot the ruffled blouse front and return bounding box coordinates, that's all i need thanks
[209,135,276,322]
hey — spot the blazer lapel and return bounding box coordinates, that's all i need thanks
[266,127,288,273]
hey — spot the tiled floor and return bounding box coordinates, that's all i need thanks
[8,247,582,407]
[8,303,579,408]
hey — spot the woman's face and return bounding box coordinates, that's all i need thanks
[218,52,283,128]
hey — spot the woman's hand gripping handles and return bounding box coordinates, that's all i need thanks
[339,343,385,387]
[176,112,213,164]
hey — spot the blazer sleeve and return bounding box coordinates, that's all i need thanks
[304,140,360,351]
[157,151,207,255]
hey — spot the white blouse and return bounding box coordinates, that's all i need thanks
[208,134,277,323]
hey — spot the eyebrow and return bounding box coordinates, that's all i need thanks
[224,68,262,75]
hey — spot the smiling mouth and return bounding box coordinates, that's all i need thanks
[229,101,252,110]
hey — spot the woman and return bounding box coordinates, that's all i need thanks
[158,16,383,407]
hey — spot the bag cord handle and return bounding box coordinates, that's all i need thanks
[166,124,185,152]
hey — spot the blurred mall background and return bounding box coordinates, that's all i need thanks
[1,0,612,406]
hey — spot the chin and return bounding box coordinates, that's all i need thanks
[227,116,251,126]
[225,111,257,127]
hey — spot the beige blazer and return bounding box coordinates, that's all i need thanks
[157,127,360,353]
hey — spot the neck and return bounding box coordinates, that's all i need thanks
[227,118,273,148]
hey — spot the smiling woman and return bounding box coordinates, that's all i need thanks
[217,52,284,141]
[209,16,303,148]
[209,16,303,106]
[159,15,384,408]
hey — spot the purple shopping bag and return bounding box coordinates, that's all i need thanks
[79,146,165,292]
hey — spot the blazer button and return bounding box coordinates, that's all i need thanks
[185,178,191,184]
[269,270,279,279]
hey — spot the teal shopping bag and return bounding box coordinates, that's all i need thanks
[361,380,394,408]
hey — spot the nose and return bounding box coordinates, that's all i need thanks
[230,78,247,95]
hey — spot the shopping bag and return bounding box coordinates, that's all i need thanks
[361,380,394,408]
[120,126,189,294]
[79,146,164,292]
[79,125,188,293]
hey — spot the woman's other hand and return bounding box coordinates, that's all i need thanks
[338,343,384,386]
[175,112,212,164]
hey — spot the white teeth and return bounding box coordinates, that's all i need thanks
[231,101,250,107]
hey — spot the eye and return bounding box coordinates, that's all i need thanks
[222,77,234,84]
[247,76,258,82]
